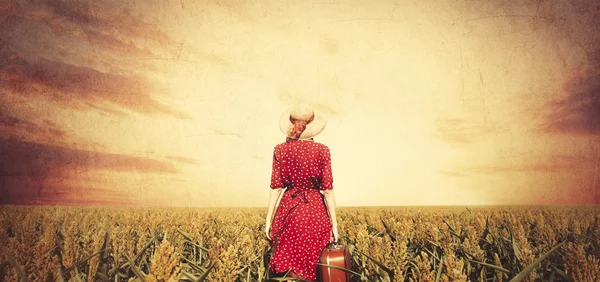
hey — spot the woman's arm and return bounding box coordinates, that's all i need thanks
[265,188,283,239]
[323,189,339,243]
[320,146,338,242]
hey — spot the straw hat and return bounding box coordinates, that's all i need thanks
[279,104,327,139]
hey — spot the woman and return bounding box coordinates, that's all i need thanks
[265,103,340,281]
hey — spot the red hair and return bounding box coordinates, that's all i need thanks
[288,114,314,139]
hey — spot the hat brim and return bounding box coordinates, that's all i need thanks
[279,107,327,139]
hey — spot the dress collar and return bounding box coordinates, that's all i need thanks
[286,137,314,142]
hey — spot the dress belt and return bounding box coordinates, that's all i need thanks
[289,189,314,204]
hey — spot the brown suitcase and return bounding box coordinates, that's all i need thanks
[318,243,352,282]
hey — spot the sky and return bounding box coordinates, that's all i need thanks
[0,0,599,207]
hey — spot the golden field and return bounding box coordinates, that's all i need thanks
[0,205,599,282]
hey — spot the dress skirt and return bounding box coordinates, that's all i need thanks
[269,188,332,280]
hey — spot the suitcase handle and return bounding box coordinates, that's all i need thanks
[326,243,344,250]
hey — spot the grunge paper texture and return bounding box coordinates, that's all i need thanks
[0,0,599,207]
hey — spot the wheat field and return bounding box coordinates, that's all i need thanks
[0,205,599,282]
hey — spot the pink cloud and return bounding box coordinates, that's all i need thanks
[461,155,596,175]
[165,156,199,165]
[0,51,188,118]
[1,181,154,206]
[0,137,181,205]
[541,54,600,135]
[434,117,496,144]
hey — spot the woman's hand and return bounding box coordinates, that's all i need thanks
[330,226,339,243]
[265,188,283,241]
[265,219,272,240]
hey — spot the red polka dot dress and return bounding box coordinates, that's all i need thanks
[269,137,334,280]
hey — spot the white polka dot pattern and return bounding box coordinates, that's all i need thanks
[268,138,334,280]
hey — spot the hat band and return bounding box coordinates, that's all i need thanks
[289,113,315,124]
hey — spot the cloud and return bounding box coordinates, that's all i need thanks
[165,156,198,165]
[0,137,179,176]
[2,0,172,56]
[458,154,596,175]
[468,164,566,175]
[0,101,111,151]
[0,51,189,118]
[0,0,191,119]
[0,114,68,140]
[434,117,496,144]
[540,53,600,135]
[0,137,181,205]
[0,181,143,206]
[440,155,599,204]
[41,0,174,56]
[0,0,23,16]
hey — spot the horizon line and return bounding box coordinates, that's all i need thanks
[2,203,599,209]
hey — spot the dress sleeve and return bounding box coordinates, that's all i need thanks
[321,147,333,190]
[270,146,284,189]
